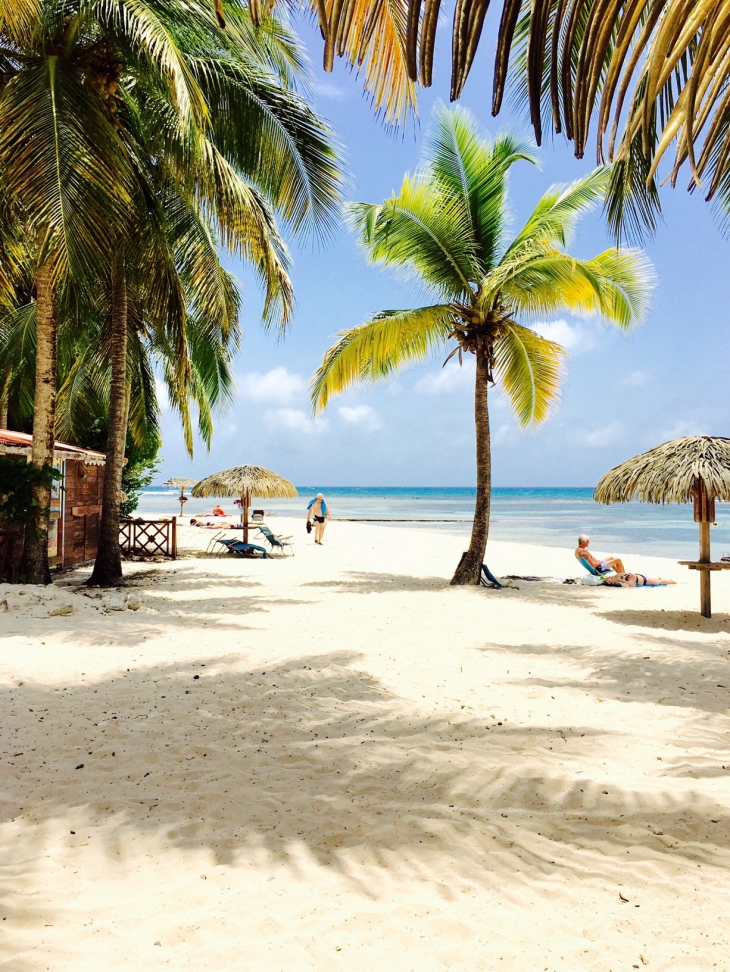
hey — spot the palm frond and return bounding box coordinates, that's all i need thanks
[427,103,538,271]
[347,175,479,299]
[497,245,654,327]
[305,0,416,129]
[493,322,567,426]
[505,167,610,256]
[310,304,455,411]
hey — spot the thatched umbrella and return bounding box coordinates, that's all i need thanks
[164,478,199,517]
[191,466,297,542]
[595,436,730,617]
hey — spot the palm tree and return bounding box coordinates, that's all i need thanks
[0,0,341,583]
[0,0,140,582]
[311,106,653,584]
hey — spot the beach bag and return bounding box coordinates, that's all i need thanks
[580,574,603,586]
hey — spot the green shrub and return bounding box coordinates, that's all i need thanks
[0,457,62,534]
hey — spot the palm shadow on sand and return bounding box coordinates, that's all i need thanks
[600,608,730,634]
[3,644,730,958]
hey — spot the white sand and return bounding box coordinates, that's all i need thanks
[2,519,730,971]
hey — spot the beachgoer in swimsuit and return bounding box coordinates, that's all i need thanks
[306,494,329,544]
[575,535,625,574]
[601,572,676,587]
[212,505,226,517]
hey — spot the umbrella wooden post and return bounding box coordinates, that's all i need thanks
[694,481,715,618]
[242,491,250,544]
[699,519,711,618]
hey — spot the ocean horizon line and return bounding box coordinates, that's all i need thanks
[149,484,600,492]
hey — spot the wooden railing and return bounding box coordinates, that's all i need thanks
[120,518,177,560]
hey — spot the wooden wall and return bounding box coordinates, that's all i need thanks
[62,460,104,567]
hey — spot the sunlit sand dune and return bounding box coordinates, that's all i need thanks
[1,520,729,970]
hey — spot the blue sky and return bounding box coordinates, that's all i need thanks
[155,17,730,487]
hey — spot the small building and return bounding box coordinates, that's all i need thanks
[0,430,106,569]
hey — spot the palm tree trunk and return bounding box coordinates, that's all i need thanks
[0,382,8,429]
[20,257,57,585]
[89,259,128,587]
[451,344,491,585]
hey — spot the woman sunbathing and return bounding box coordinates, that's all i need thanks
[602,572,676,587]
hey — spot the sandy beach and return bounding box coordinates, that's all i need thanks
[2,519,730,971]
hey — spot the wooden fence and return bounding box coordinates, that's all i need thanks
[119,518,177,560]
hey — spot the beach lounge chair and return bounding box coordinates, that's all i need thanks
[206,530,228,555]
[479,564,504,589]
[578,557,614,577]
[216,538,268,559]
[256,524,294,556]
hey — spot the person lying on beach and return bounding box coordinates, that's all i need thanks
[601,572,676,587]
[575,535,625,574]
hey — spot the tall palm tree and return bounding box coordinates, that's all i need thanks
[0,0,341,583]
[0,0,140,582]
[311,106,653,584]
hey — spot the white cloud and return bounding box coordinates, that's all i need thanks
[533,319,596,354]
[338,404,382,431]
[493,423,513,444]
[264,408,324,435]
[584,421,623,448]
[314,82,346,100]
[415,359,474,395]
[239,368,306,406]
[155,378,170,411]
[623,369,651,387]
[660,419,705,440]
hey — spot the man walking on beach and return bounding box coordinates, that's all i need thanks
[307,493,329,544]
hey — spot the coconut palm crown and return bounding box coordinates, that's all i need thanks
[311,106,654,584]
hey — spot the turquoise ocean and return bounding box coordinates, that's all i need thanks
[137,486,730,560]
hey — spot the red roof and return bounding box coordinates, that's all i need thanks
[0,429,106,465]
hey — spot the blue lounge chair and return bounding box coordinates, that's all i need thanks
[217,538,268,559]
[578,557,613,577]
[256,524,294,556]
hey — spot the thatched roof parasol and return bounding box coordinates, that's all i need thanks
[594,436,730,506]
[192,466,297,542]
[164,477,198,489]
[164,477,199,516]
[594,436,730,617]
[192,466,297,500]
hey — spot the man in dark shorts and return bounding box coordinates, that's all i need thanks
[306,493,329,544]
